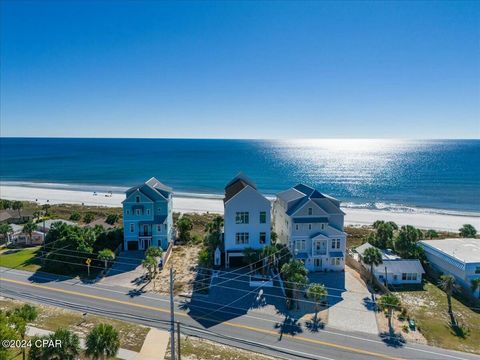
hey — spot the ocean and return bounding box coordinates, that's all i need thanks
[0,138,479,213]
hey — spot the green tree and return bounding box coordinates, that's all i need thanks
[145,246,162,259]
[0,223,13,245]
[439,274,457,326]
[375,222,394,249]
[205,215,223,234]
[198,248,211,267]
[471,278,480,299]
[281,260,309,309]
[306,283,328,323]
[69,212,81,221]
[10,305,37,360]
[12,201,23,217]
[0,312,19,360]
[459,224,477,237]
[32,211,42,222]
[394,225,419,258]
[243,247,259,271]
[22,221,37,245]
[176,217,193,242]
[45,329,80,360]
[362,247,383,285]
[98,249,115,270]
[105,214,119,225]
[270,231,278,244]
[261,244,277,273]
[83,212,95,224]
[41,204,51,216]
[142,255,157,280]
[85,324,120,360]
[425,229,439,239]
[378,293,401,335]
[1,199,12,210]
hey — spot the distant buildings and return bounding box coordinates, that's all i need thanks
[9,224,45,246]
[420,238,480,296]
[37,219,76,233]
[122,177,173,251]
[354,243,424,285]
[0,209,35,224]
[273,184,346,272]
[223,174,271,267]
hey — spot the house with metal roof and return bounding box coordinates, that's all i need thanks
[223,173,271,267]
[273,184,346,272]
[354,242,425,285]
[419,238,480,296]
[122,177,173,251]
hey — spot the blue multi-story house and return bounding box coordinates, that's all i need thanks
[122,177,173,251]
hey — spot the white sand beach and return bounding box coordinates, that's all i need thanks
[1,184,479,232]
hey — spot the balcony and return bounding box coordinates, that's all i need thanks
[314,249,327,256]
[139,232,152,238]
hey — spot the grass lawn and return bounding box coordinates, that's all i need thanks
[397,281,480,354]
[345,226,373,249]
[0,297,149,352]
[0,246,41,271]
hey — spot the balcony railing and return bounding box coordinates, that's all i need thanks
[314,249,327,256]
[139,232,152,237]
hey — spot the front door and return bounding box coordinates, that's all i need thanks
[314,258,322,271]
[142,238,151,250]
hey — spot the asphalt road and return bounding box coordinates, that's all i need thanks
[1,267,479,360]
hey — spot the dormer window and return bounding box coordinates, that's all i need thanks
[308,207,313,215]
[135,196,140,203]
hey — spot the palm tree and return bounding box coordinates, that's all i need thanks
[145,246,162,259]
[46,329,81,360]
[11,304,38,360]
[12,201,23,218]
[306,283,328,322]
[439,274,457,326]
[362,247,383,285]
[42,203,51,216]
[290,272,309,310]
[0,223,13,245]
[243,247,259,272]
[378,293,401,335]
[98,249,115,270]
[205,215,223,234]
[281,260,309,309]
[85,324,120,360]
[142,255,157,280]
[22,221,37,245]
[471,278,480,299]
[261,244,277,273]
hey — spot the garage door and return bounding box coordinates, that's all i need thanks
[127,241,139,251]
[228,255,245,268]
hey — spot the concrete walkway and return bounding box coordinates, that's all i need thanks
[26,326,138,360]
[327,269,379,334]
[136,328,170,360]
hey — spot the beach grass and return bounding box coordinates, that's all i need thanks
[397,281,480,354]
[0,246,41,271]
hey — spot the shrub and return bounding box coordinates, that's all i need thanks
[106,214,120,225]
[69,212,81,221]
[83,212,95,224]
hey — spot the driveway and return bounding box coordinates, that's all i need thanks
[100,251,146,288]
[308,267,378,335]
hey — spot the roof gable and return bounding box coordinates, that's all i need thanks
[224,184,270,207]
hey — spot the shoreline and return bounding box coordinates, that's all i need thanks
[1,184,479,232]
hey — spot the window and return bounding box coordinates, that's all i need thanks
[135,209,141,216]
[308,207,313,215]
[321,223,325,230]
[157,225,161,232]
[165,224,168,230]
[476,267,480,274]
[295,224,299,231]
[235,212,249,224]
[314,258,321,267]
[308,224,312,230]
[259,211,266,224]
[135,196,140,203]
[259,232,266,244]
[235,232,249,244]
[129,223,134,233]
[146,209,150,215]
[331,239,340,249]
[402,273,418,281]
[126,209,130,215]
[331,257,340,266]
[295,240,306,251]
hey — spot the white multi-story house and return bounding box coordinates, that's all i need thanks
[223,174,271,267]
[420,238,480,297]
[273,184,346,272]
[122,177,173,251]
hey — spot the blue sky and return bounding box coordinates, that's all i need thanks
[1,1,479,139]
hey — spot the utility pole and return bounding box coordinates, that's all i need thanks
[177,322,181,360]
[169,267,175,360]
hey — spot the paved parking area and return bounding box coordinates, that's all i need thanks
[308,267,378,334]
[101,251,146,288]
